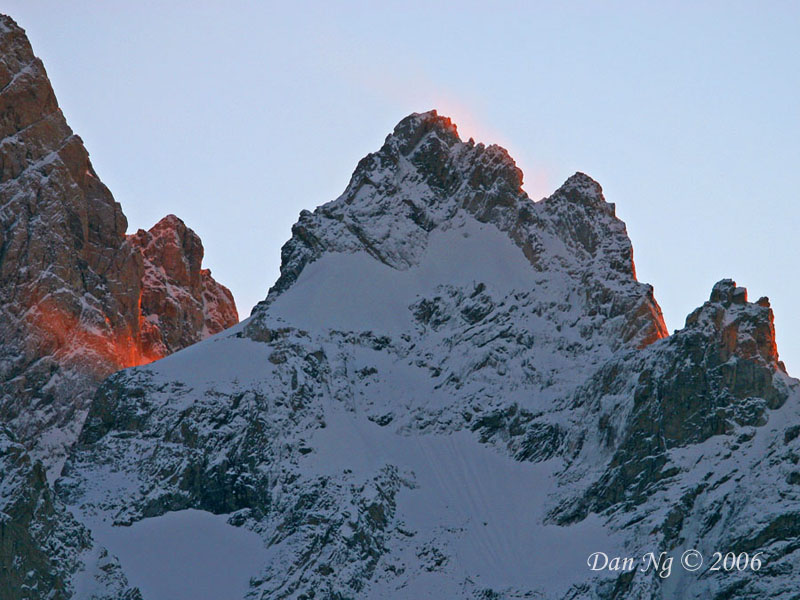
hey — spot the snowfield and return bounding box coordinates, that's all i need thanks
[74,509,267,600]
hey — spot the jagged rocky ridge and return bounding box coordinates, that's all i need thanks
[0,15,236,600]
[56,111,798,599]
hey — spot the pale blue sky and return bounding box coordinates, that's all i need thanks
[6,1,799,371]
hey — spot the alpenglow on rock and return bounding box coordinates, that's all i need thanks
[60,109,798,599]
[0,15,238,474]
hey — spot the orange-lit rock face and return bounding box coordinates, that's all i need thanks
[0,16,236,474]
[128,215,238,358]
[25,296,162,371]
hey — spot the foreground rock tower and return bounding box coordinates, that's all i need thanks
[0,15,238,473]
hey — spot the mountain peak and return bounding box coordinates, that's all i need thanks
[554,171,604,200]
[128,216,237,357]
[151,212,187,230]
[388,110,461,148]
[709,277,748,305]
[251,111,665,351]
[356,110,524,198]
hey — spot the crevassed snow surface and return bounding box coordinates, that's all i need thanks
[82,509,267,600]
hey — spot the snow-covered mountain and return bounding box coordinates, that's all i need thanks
[53,110,799,599]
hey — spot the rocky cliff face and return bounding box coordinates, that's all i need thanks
[0,15,237,477]
[0,16,237,599]
[56,111,799,600]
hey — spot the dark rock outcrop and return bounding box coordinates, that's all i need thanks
[0,13,238,600]
[560,279,791,521]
